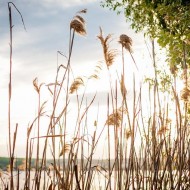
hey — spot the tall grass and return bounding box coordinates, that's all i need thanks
[1,3,190,190]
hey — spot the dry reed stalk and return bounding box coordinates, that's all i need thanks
[3,5,190,189]
[74,165,81,190]
[151,39,158,190]
[61,12,87,188]
[8,3,14,188]
[25,102,46,189]
[35,14,88,184]
[107,95,112,190]
[7,2,26,189]
[120,74,127,100]
[32,77,44,189]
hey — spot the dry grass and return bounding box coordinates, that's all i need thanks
[1,3,190,190]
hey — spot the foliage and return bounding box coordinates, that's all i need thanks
[101,0,190,71]
[144,68,172,93]
[0,157,36,170]
[0,157,9,170]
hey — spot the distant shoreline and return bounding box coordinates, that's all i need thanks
[0,157,116,171]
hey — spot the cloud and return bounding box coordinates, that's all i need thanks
[37,0,97,8]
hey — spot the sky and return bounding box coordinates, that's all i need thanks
[0,0,153,158]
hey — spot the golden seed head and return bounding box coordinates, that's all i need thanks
[70,17,86,36]
[33,77,43,93]
[33,78,39,92]
[106,110,122,127]
[97,27,117,67]
[181,87,190,102]
[125,129,132,140]
[89,74,99,80]
[119,34,133,52]
[69,77,84,94]
[75,15,85,25]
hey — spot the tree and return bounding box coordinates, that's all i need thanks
[101,0,190,74]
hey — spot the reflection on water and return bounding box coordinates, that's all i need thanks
[0,170,115,189]
[1,170,189,189]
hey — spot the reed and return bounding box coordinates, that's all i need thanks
[1,2,190,190]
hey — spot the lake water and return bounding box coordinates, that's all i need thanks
[0,170,117,190]
[1,170,188,189]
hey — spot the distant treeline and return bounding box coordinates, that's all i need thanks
[0,157,34,171]
[0,157,115,171]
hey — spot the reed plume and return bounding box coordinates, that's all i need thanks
[69,77,84,94]
[125,128,132,140]
[119,34,138,70]
[119,34,132,53]
[181,87,190,102]
[33,77,44,93]
[89,62,103,80]
[70,11,86,36]
[105,109,122,127]
[97,27,117,67]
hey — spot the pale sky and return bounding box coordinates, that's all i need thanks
[0,0,152,158]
